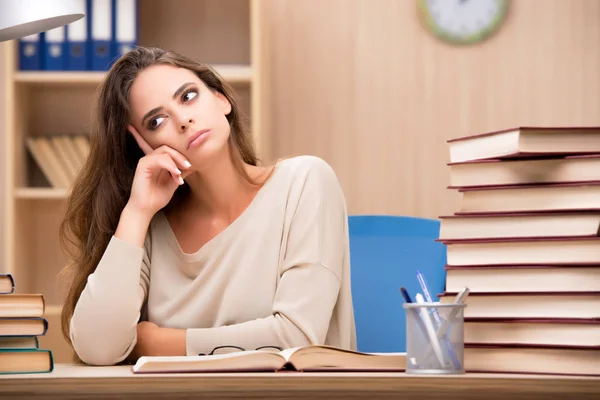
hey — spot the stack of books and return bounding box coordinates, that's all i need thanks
[437,126,600,376]
[0,274,53,374]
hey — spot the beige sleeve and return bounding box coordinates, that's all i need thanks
[186,157,348,356]
[69,235,151,365]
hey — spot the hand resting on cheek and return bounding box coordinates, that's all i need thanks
[127,124,194,219]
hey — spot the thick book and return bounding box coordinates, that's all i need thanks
[464,318,600,348]
[0,294,44,318]
[456,181,600,214]
[445,265,600,293]
[0,317,48,337]
[439,212,600,240]
[0,336,39,350]
[447,126,600,163]
[441,236,600,266]
[0,348,53,374]
[447,154,600,188]
[132,345,406,374]
[464,345,600,376]
[439,292,600,319]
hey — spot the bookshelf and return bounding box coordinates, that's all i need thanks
[2,0,267,363]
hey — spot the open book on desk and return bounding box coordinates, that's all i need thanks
[132,345,406,373]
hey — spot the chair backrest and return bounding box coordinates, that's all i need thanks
[348,215,447,353]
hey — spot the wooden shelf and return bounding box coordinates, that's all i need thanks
[15,64,253,85]
[14,188,69,200]
[15,72,106,84]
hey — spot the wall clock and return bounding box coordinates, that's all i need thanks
[418,0,509,45]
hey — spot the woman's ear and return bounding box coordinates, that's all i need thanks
[216,92,232,116]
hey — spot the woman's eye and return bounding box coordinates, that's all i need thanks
[183,90,198,102]
[149,116,165,130]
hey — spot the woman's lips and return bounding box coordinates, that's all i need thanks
[187,129,211,149]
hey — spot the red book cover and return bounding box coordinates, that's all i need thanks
[444,264,600,270]
[455,180,600,192]
[447,153,600,166]
[437,235,600,244]
[447,126,600,143]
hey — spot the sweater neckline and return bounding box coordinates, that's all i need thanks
[158,160,285,262]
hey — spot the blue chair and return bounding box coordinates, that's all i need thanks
[348,215,447,353]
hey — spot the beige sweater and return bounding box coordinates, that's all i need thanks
[70,155,357,365]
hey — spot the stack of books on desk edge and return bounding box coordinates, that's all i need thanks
[438,126,600,376]
[0,273,53,374]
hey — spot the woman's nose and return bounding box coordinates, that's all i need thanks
[179,117,194,132]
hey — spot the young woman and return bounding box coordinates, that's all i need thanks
[59,46,357,366]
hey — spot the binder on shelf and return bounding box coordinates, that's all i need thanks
[18,34,42,71]
[113,0,138,59]
[89,0,115,71]
[66,0,89,71]
[42,27,67,71]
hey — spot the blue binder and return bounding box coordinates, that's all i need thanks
[66,0,89,70]
[88,0,114,70]
[18,33,42,70]
[43,27,67,71]
[113,0,137,60]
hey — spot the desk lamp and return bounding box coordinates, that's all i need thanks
[0,0,84,42]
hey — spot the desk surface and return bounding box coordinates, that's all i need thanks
[1,364,599,400]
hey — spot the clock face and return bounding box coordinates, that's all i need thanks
[418,0,509,44]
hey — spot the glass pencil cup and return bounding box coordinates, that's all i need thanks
[403,302,466,375]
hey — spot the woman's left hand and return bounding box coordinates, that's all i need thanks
[132,321,161,358]
[131,321,187,359]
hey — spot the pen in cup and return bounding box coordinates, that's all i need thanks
[415,293,446,368]
[436,287,470,339]
[415,270,461,369]
[400,286,431,340]
[416,270,441,325]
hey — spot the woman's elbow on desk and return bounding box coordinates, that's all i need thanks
[70,328,137,366]
[69,314,138,366]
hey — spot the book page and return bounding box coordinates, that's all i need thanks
[279,347,302,361]
[133,350,286,373]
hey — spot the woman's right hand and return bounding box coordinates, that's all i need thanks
[126,125,192,219]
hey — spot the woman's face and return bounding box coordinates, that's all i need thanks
[128,64,232,163]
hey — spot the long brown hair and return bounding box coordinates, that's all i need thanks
[58,46,258,358]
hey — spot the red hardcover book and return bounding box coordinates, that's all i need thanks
[438,211,600,241]
[464,344,600,376]
[454,181,600,215]
[440,236,600,266]
[447,126,600,163]
[463,318,600,348]
[444,264,600,293]
[438,291,600,320]
[447,154,600,188]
